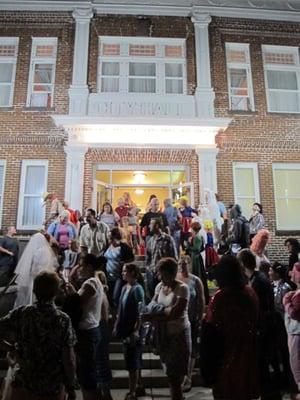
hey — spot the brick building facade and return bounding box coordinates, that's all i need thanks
[0,0,299,260]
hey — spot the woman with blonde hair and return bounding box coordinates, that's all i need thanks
[250,229,270,269]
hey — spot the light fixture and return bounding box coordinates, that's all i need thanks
[135,189,144,195]
[133,171,147,184]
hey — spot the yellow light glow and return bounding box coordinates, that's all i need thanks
[133,171,147,184]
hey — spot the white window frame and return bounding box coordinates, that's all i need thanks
[17,160,48,230]
[232,162,260,207]
[262,45,300,114]
[0,37,19,107]
[26,37,57,108]
[98,36,187,95]
[272,163,300,231]
[225,42,255,112]
[0,160,6,229]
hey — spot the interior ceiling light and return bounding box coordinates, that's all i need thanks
[135,189,144,195]
[133,171,147,184]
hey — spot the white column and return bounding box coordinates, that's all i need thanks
[69,7,93,116]
[191,12,215,118]
[64,145,87,212]
[196,147,219,203]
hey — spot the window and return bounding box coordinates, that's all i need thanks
[0,37,18,107]
[273,164,300,230]
[17,160,48,230]
[233,162,260,220]
[98,37,186,94]
[0,161,6,228]
[226,43,254,111]
[27,38,57,107]
[262,45,300,113]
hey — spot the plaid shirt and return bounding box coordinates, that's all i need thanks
[146,232,177,273]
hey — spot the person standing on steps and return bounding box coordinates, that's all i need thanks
[0,226,19,286]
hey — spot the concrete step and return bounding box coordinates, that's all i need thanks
[110,352,161,370]
[111,368,202,389]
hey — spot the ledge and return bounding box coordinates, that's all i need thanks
[22,107,56,112]
[275,230,300,237]
[0,107,15,112]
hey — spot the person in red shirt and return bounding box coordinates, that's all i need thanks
[115,198,128,224]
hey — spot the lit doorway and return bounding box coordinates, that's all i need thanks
[92,165,194,214]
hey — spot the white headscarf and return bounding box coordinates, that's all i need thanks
[14,232,56,306]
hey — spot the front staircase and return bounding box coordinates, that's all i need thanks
[0,255,203,392]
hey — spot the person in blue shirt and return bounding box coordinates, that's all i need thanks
[114,263,145,400]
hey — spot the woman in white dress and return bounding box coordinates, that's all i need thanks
[14,232,56,307]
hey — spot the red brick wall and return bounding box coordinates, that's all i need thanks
[0,11,74,230]
[211,17,300,260]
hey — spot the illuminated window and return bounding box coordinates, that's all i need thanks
[98,37,186,94]
[27,37,57,107]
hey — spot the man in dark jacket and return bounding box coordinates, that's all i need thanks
[229,204,250,252]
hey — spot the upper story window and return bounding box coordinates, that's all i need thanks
[262,45,300,113]
[0,37,19,107]
[225,43,254,112]
[98,37,186,95]
[27,37,57,107]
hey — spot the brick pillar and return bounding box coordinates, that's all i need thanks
[68,7,93,116]
[196,147,219,203]
[191,12,215,118]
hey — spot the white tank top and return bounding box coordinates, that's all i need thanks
[78,277,103,330]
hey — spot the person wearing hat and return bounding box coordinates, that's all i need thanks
[43,191,63,227]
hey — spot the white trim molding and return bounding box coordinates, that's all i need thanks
[69,7,93,116]
[192,12,215,118]
[1,1,300,22]
[196,147,219,202]
[53,114,231,148]
[64,145,88,212]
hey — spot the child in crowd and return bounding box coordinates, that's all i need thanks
[63,239,79,282]
[128,207,141,254]
[120,216,133,248]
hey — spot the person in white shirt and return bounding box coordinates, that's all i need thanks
[66,253,104,400]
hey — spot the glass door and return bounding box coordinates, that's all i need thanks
[93,180,113,215]
[171,182,195,207]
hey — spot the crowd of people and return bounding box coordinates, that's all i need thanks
[0,189,299,400]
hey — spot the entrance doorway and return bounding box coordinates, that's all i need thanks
[92,165,194,214]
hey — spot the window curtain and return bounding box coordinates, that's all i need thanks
[22,166,45,227]
[129,63,156,93]
[267,70,299,112]
[34,64,52,84]
[101,62,119,92]
[0,63,13,106]
[165,63,183,94]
